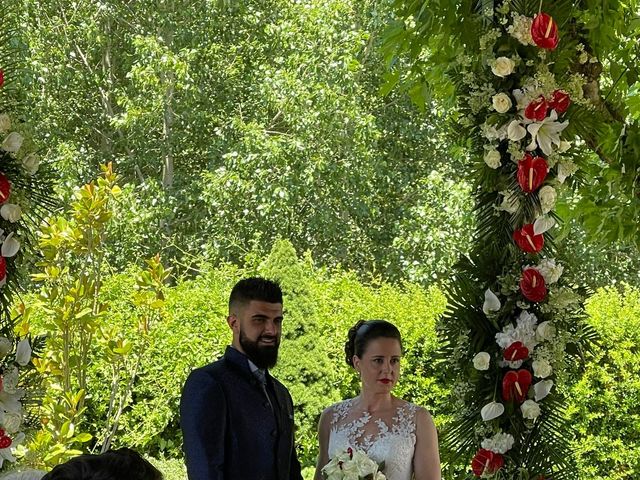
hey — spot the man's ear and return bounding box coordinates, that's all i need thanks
[227,314,237,330]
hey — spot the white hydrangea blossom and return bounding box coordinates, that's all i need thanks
[481,432,515,454]
[508,14,534,45]
[496,310,539,352]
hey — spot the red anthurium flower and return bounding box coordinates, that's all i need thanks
[471,449,504,477]
[0,69,4,88]
[549,89,570,114]
[517,154,548,193]
[531,13,559,50]
[0,174,10,204]
[525,95,548,121]
[504,341,529,361]
[513,224,544,253]
[0,434,11,449]
[502,369,532,403]
[520,267,547,302]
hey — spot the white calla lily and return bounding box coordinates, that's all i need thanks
[1,232,20,257]
[507,119,527,141]
[533,216,555,235]
[534,379,554,401]
[481,401,505,421]
[483,288,501,314]
[15,338,32,366]
[1,132,24,153]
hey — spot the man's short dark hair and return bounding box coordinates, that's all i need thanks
[41,448,163,480]
[229,277,283,311]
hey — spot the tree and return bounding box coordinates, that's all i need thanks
[381,0,640,249]
[22,0,474,283]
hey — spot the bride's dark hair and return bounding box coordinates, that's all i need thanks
[345,320,402,367]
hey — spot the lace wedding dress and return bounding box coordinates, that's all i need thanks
[327,398,417,480]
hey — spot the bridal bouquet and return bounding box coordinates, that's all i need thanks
[321,448,385,480]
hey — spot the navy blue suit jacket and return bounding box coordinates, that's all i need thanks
[180,346,303,480]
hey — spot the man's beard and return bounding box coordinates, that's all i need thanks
[239,329,280,369]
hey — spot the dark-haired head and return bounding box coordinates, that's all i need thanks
[228,277,284,369]
[229,277,283,312]
[41,448,163,480]
[345,320,402,367]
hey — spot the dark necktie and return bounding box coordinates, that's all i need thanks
[254,369,274,412]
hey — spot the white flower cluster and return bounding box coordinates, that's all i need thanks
[508,14,534,45]
[322,449,386,480]
[481,432,515,454]
[0,336,31,468]
[496,189,520,214]
[496,311,539,352]
[536,259,564,284]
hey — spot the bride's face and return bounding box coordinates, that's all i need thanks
[353,337,402,392]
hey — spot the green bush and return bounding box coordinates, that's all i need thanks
[568,285,640,480]
[79,240,447,470]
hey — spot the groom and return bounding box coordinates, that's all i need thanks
[180,277,303,480]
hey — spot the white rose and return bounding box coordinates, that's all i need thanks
[507,120,527,141]
[352,450,378,477]
[1,132,24,153]
[536,321,556,342]
[473,352,491,371]
[0,204,22,223]
[484,149,502,169]
[492,93,513,113]
[0,114,11,134]
[534,379,554,401]
[521,399,541,419]
[0,337,12,357]
[538,185,556,214]
[491,57,515,77]
[22,153,40,175]
[537,258,564,284]
[1,411,22,434]
[532,359,553,378]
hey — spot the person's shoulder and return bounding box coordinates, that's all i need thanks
[324,397,357,420]
[318,397,352,429]
[184,358,226,387]
[395,398,434,420]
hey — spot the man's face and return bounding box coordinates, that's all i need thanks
[229,300,283,369]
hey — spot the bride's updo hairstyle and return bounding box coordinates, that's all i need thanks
[345,320,402,368]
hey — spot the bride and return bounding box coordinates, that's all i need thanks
[314,320,441,480]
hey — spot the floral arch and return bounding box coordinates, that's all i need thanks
[383,1,637,478]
